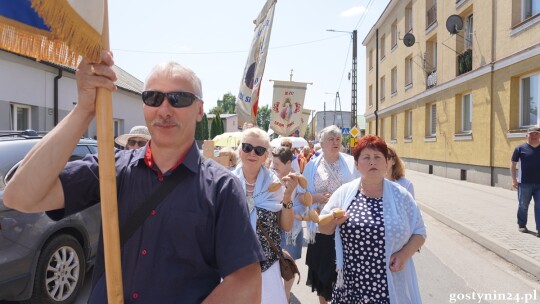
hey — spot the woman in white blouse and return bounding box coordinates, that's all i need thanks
[300,125,359,304]
[319,135,426,303]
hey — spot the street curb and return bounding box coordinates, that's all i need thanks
[418,202,540,279]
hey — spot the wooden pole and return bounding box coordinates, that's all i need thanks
[96,1,124,302]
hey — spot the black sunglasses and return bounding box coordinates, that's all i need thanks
[242,143,267,156]
[142,91,201,108]
[127,139,148,147]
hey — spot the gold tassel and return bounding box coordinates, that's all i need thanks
[0,19,79,67]
[31,0,102,63]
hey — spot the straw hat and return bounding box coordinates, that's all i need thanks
[114,126,151,147]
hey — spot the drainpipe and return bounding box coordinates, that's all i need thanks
[489,1,496,186]
[53,68,63,126]
[375,28,379,135]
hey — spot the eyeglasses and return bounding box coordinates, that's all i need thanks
[242,143,267,156]
[127,139,148,147]
[142,91,201,108]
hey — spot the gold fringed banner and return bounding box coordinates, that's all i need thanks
[0,17,79,67]
[31,0,102,63]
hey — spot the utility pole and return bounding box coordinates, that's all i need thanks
[326,29,357,128]
[333,92,343,127]
[323,102,326,128]
[351,30,357,128]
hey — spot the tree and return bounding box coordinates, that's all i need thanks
[209,107,223,115]
[218,92,236,114]
[195,117,203,140]
[215,112,224,134]
[209,92,236,115]
[201,113,209,140]
[256,105,271,131]
[210,114,225,140]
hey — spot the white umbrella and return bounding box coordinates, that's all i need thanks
[212,131,243,147]
[270,136,309,148]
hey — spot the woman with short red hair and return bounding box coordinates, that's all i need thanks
[319,135,426,303]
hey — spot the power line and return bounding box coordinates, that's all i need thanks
[336,39,352,92]
[112,36,344,55]
[354,0,375,30]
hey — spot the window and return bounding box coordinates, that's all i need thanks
[405,110,413,138]
[380,76,386,101]
[369,49,373,70]
[405,4,413,33]
[381,34,386,59]
[522,0,540,20]
[113,119,121,138]
[462,94,473,132]
[369,85,373,107]
[391,114,397,140]
[429,103,437,136]
[391,20,398,49]
[426,40,437,71]
[405,56,413,86]
[391,67,397,95]
[520,73,539,127]
[10,104,31,131]
[464,14,474,49]
[426,0,437,29]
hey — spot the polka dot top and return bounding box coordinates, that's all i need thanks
[332,191,390,304]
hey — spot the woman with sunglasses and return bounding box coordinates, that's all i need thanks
[299,125,359,304]
[318,135,426,303]
[232,127,297,304]
[386,146,415,198]
[114,125,150,150]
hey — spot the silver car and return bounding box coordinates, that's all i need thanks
[0,133,100,303]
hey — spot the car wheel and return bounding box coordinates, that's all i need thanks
[27,235,86,304]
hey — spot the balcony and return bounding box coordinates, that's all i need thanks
[457,49,472,75]
[426,3,437,29]
[426,69,437,89]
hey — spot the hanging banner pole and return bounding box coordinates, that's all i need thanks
[95,1,124,303]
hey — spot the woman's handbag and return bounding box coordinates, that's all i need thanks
[257,221,301,283]
[280,249,299,282]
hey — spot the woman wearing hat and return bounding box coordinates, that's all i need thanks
[115,126,151,150]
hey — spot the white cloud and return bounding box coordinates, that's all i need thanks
[340,6,367,17]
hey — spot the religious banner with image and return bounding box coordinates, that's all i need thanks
[270,80,308,136]
[298,108,313,138]
[236,0,276,126]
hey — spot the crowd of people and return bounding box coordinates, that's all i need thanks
[4,54,429,303]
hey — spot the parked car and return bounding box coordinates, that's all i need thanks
[0,131,101,303]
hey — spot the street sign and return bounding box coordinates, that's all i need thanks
[350,126,360,138]
[341,127,350,136]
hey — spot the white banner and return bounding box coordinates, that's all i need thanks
[236,0,276,126]
[298,108,313,138]
[270,80,308,136]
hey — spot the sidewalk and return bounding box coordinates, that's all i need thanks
[407,170,540,278]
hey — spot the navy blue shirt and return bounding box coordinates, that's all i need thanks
[48,142,264,303]
[511,143,540,184]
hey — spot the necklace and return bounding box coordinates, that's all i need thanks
[245,180,256,187]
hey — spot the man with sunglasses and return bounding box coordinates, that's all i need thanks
[4,51,264,303]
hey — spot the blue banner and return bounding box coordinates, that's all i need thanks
[0,0,49,31]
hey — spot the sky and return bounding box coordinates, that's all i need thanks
[108,0,391,116]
